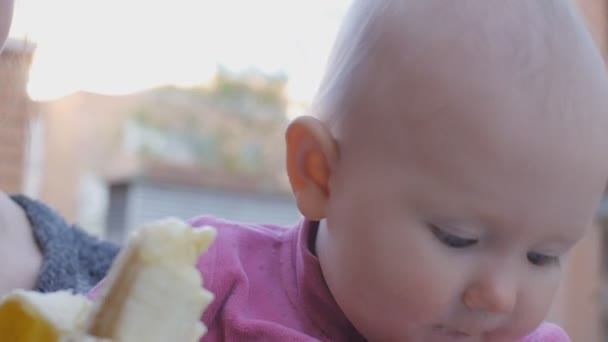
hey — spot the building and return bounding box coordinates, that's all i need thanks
[0,39,35,193]
[104,159,301,243]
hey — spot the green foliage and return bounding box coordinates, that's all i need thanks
[125,67,290,184]
[209,68,288,121]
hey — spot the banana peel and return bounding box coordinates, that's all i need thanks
[0,290,93,341]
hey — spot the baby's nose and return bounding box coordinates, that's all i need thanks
[462,274,517,315]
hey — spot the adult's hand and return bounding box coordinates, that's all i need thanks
[0,192,42,296]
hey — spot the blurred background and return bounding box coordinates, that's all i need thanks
[1,0,608,340]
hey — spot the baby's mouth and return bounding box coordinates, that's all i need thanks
[432,325,475,339]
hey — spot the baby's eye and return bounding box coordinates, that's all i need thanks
[527,252,559,267]
[430,224,478,249]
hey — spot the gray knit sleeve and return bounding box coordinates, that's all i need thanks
[10,195,120,294]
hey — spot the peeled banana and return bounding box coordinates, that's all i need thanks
[0,218,216,342]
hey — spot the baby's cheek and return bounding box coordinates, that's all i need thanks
[501,273,561,338]
[371,246,463,322]
[403,281,457,321]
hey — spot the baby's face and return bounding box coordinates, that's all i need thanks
[316,28,608,341]
[319,103,608,341]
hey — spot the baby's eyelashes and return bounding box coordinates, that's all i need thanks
[526,252,559,267]
[429,223,562,268]
[429,224,478,249]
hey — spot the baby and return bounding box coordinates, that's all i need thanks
[87,0,606,340]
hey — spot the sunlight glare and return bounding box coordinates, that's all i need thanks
[9,0,351,102]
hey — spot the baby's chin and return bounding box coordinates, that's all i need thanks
[351,318,535,342]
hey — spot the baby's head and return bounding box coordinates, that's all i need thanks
[286,0,608,340]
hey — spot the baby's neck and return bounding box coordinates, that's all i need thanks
[306,220,320,256]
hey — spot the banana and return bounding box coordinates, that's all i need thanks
[0,218,216,342]
[0,290,93,341]
[86,218,216,341]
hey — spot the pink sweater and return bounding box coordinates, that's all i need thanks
[89,216,570,341]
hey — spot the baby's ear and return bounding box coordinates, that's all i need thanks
[285,116,337,220]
